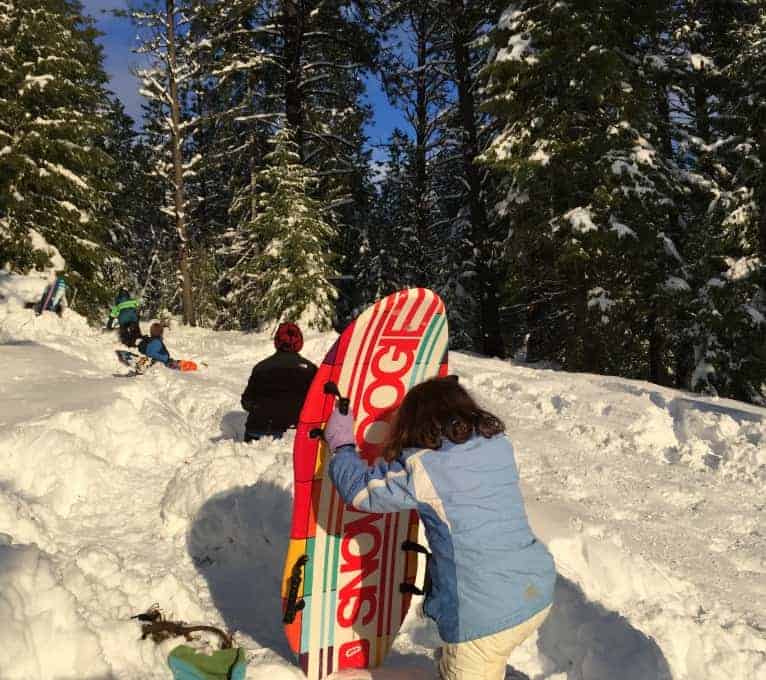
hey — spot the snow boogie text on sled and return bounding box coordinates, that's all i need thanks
[281,288,449,679]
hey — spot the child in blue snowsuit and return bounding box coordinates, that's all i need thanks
[137,321,175,368]
[325,376,556,680]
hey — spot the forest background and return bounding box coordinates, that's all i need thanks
[1,0,765,403]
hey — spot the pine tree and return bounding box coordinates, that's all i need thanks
[185,0,275,256]
[433,0,506,355]
[686,1,766,400]
[368,0,507,354]
[128,0,199,325]
[354,129,420,302]
[429,132,481,350]
[482,1,684,376]
[376,3,452,287]
[0,0,115,313]
[185,0,377,326]
[96,98,162,294]
[228,126,338,330]
[636,1,751,388]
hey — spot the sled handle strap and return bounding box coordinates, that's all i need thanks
[324,381,349,415]
[283,554,309,624]
[309,382,350,440]
[399,540,432,597]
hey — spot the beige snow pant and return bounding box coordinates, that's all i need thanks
[438,605,552,680]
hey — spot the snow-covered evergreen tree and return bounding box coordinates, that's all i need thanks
[376,3,451,287]
[0,0,115,312]
[183,0,377,327]
[96,99,161,294]
[227,126,337,330]
[482,1,685,375]
[429,133,481,350]
[354,130,421,304]
[635,1,750,387]
[185,0,274,253]
[434,0,506,354]
[685,1,766,400]
[129,0,199,325]
[356,0,507,353]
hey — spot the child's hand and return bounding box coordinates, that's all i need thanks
[325,406,355,452]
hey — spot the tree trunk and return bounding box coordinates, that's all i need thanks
[283,0,304,158]
[668,78,712,389]
[449,0,504,357]
[583,294,600,373]
[479,272,505,357]
[564,264,601,372]
[759,129,766,262]
[675,343,695,390]
[648,310,671,385]
[166,0,195,326]
[567,281,586,371]
[694,84,710,141]
[414,11,429,285]
[658,81,688,386]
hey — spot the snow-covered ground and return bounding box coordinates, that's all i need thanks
[0,272,764,680]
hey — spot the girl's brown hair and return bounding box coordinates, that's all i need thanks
[382,376,505,460]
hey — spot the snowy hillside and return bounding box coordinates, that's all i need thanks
[0,274,764,680]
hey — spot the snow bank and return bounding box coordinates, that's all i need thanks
[0,269,48,310]
[0,269,93,349]
[0,541,111,679]
[456,356,765,679]
[0,231,65,311]
[0,271,764,679]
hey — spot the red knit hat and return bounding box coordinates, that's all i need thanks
[275,322,303,352]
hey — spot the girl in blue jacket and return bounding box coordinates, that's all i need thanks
[326,376,556,680]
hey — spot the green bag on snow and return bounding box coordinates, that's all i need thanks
[168,645,248,680]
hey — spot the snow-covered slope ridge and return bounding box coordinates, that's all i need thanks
[0,274,764,680]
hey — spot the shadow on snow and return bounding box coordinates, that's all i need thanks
[189,483,673,679]
[188,479,293,661]
[209,410,248,443]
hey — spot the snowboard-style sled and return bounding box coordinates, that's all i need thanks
[281,288,448,679]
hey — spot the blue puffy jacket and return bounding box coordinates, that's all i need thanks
[139,337,170,364]
[329,434,556,644]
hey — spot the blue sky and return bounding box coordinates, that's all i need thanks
[82,0,402,162]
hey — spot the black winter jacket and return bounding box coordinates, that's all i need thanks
[241,351,317,434]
